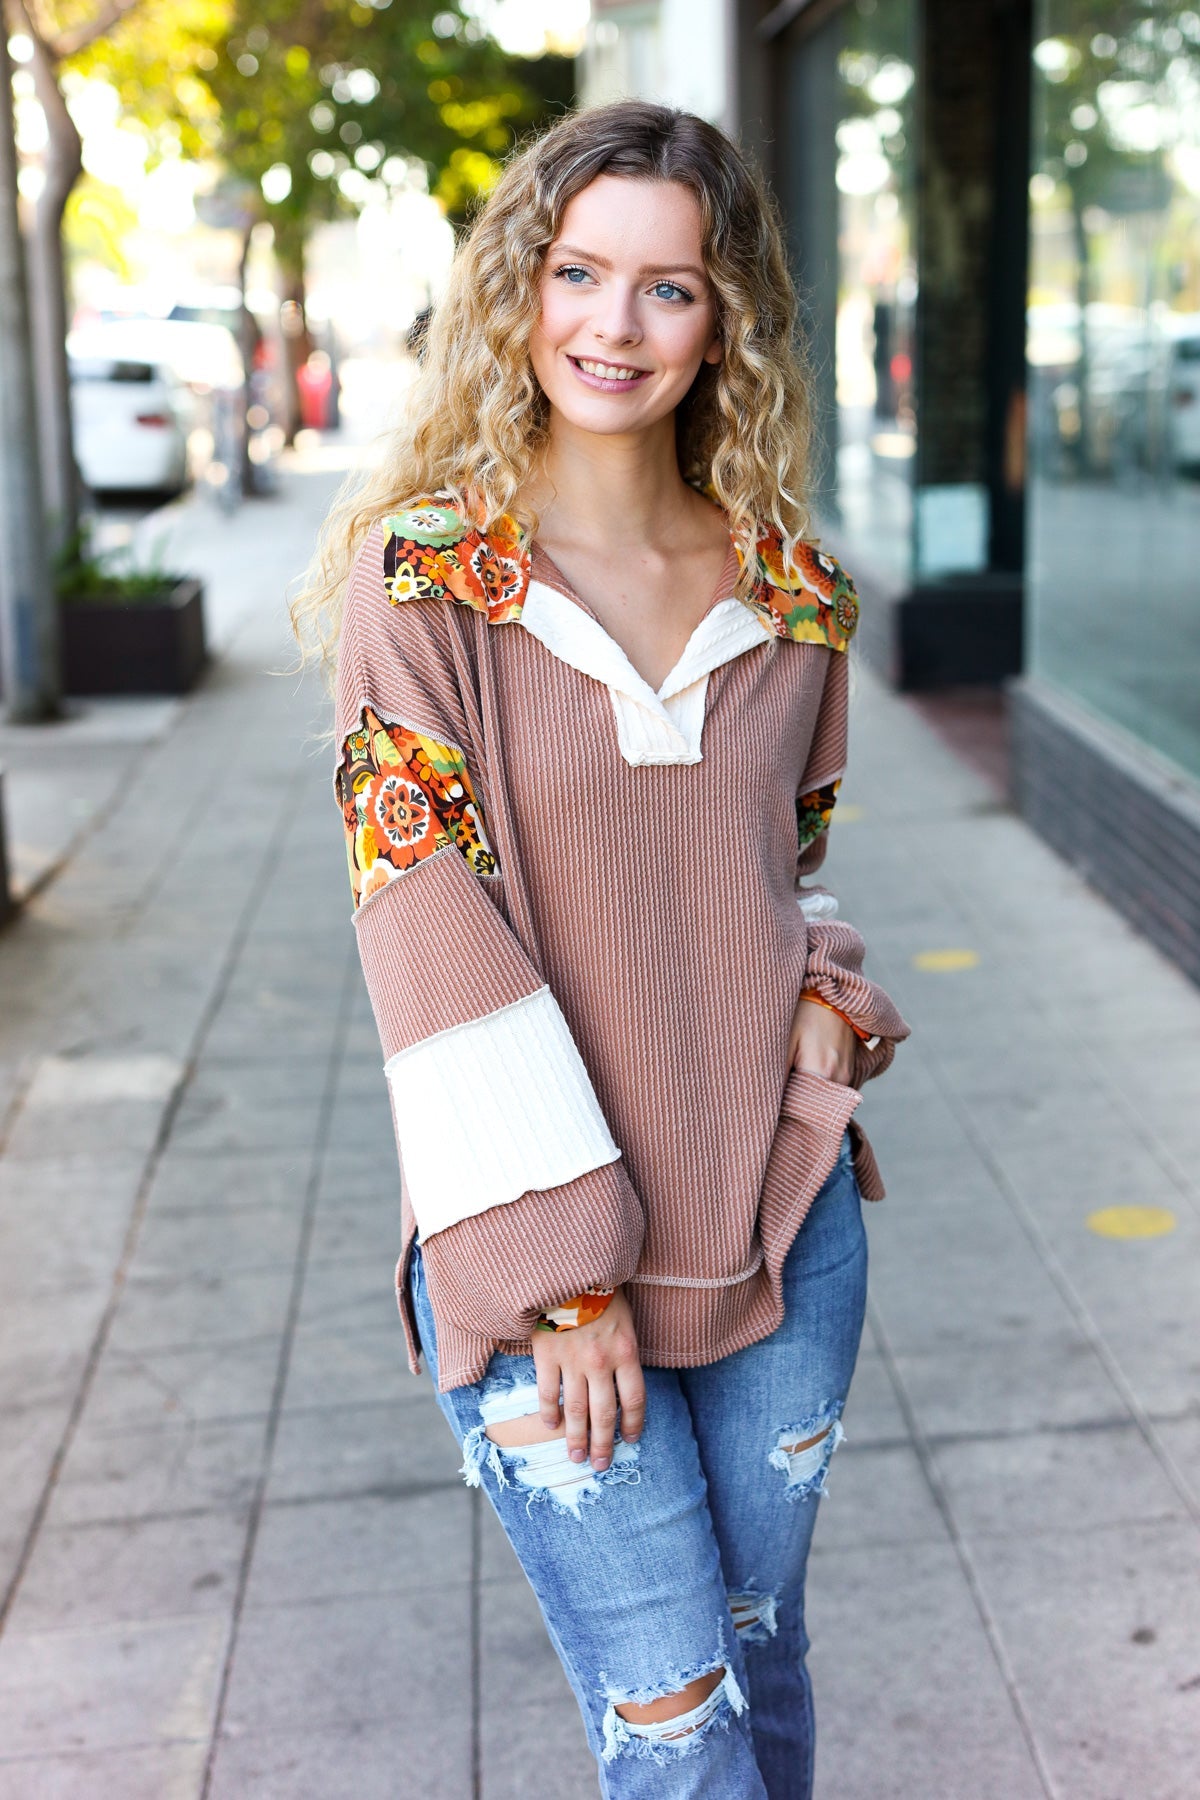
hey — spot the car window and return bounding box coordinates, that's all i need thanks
[70,359,158,384]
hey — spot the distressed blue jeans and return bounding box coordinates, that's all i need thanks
[409,1130,868,1799]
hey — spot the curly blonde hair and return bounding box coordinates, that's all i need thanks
[292,99,814,668]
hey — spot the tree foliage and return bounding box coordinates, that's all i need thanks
[62,0,571,261]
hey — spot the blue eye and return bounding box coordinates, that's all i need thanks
[555,264,591,285]
[651,280,694,303]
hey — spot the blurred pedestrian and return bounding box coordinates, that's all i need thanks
[297,99,908,1797]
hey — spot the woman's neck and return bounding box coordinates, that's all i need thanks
[530,412,702,552]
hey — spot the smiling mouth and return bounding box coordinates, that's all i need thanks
[568,356,651,385]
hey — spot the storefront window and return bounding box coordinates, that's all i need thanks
[1028,2,1200,778]
[831,0,918,580]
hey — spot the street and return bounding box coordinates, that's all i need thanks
[0,439,1198,1797]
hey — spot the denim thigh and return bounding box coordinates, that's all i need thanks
[409,1248,764,1794]
[682,1128,869,1604]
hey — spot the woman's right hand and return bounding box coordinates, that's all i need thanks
[531,1288,645,1472]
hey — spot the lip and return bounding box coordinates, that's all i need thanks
[567,355,652,393]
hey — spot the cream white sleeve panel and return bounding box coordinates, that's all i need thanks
[383,985,621,1239]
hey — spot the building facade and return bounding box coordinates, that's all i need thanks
[581,0,1200,985]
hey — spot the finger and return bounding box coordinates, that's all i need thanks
[587,1372,618,1471]
[562,1368,590,1463]
[533,1344,562,1429]
[615,1360,647,1443]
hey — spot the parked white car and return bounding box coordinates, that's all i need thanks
[1168,326,1200,475]
[68,333,190,497]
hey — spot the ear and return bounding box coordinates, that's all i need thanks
[702,333,724,367]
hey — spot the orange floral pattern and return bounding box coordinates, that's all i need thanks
[741,526,859,652]
[383,498,529,624]
[796,777,842,855]
[336,704,497,909]
[533,1286,617,1333]
[380,494,857,654]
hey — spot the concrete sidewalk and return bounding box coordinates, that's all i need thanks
[0,448,1198,1798]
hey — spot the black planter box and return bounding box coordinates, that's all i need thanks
[59,578,207,696]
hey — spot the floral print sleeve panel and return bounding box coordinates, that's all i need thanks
[336,703,498,911]
[795,777,841,864]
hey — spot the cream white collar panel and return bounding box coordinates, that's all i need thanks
[520,580,768,767]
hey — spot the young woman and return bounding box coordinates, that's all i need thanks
[300,100,908,1798]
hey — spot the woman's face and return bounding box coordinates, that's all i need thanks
[530,175,722,438]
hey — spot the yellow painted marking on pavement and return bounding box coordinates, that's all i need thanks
[835,804,864,823]
[911,949,980,972]
[1086,1205,1176,1240]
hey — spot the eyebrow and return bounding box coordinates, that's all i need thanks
[550,243,708,282]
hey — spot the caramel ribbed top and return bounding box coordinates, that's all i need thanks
[335,515,908,1391]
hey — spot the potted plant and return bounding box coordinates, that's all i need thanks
[56,523,207,696]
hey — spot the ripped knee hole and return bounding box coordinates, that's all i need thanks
[777,1425,831,1457]
[615,1668,726,1735]
[485,1414,566,1449]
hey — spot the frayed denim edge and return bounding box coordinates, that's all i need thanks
[598,1626,747,1764]
[768,1400,847,1502]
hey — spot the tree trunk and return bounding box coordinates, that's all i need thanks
[0,28,58,719]
[1070,185,1093,479]
[236,223,258,496]
[275,223,313,447]
[23,23,83,552]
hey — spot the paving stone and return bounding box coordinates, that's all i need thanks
[0,1402,71,1592]
[84,1336,283,1429]
[477,1576,592,1784]
[105,1264,294,1357]
[218,1588,471,1740]
[49,1416,266,1525]
[7,1509,248,1632]
[839,1344,909,1445]
[867,1204,1084,1358]
[265,1396,454,1505]
[247,1489,470,1608]
[805,1537,1047,1800]
[170,1057,330,1155]
[968,1521,1200,1800]
[0,1738,209,1800]
[131,1199,305,1279]
[0,1172,136,1300]
[208,1717,469,1800]
[2,1098,167,1163]
[283,1323,414,1411]
[817,1442,949,1549]
[307,1193,401,1266]
[293,1254,401,1338]
[931,1419,1187,1539]
[1148,1412,1200,1513]
[145,1147,313,1214]
[888,1328,1133,1437]
[0,1289,107,1415]
[0,1613,227,1756]
[480,1702,596,1799]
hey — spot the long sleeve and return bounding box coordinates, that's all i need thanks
[794,651,910,1087]
[335,527,644,1344]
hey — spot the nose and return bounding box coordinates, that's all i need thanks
[593,281,642,348]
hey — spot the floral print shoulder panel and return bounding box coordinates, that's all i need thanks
[740,525,859,653]
[380,493,858,654]
[383,499,530,624]
[337,703,497,910]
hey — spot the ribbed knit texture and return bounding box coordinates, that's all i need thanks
[382,987,621,1235]
[337,525,909,1392]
